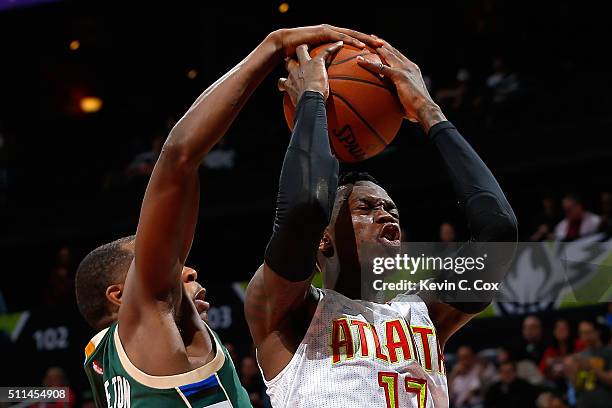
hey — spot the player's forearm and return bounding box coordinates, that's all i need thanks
[264,91,339,281]
[162,33,283,169]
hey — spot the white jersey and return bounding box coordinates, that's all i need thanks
[261,289,448,408]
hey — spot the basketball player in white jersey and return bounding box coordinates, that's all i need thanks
[244,36,518,408]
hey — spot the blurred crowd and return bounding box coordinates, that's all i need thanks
[447,313,612,408]
[526,193,612,242]
[435,191,612,245]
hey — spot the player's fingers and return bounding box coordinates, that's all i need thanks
[296,44,311,64]
[356,56,397,79]
[285,58,299,72]
[319,28,363,49]
[371,35,411,64]
[376,43,419,73]
[376,46,404,68]
[356,56,384,73]
[381,41,410,64]
[316,41,343,65]
[323,24,384,48]
[278,78,288,92]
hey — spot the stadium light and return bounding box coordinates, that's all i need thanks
[80,96,103,113]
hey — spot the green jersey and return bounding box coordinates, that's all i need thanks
[83,322,251,407]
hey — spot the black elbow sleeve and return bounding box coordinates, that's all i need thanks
[264,92,339,281]
[466,192,518,243]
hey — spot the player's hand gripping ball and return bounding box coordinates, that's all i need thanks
[282,43,404,162]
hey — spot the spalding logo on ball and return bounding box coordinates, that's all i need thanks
[283,43,404,163]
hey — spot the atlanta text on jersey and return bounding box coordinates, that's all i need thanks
[330,317,444,373]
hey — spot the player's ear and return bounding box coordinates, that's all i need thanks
[106,283,124,306]
[319,230,334,258]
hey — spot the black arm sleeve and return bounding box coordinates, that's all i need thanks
[264,91,339,281]
[430,121,518,312]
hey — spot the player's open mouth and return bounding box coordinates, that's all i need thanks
[194,288,210,314]
[378,223,401,247]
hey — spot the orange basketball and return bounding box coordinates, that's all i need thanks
[283,43,404,162]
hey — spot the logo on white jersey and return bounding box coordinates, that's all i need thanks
[330,317,444,374]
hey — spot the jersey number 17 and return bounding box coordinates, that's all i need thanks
[378,372,427,408]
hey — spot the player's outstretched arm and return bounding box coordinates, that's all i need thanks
[245,43,344,378]
[121,28,378,324]
[359,39,518,346]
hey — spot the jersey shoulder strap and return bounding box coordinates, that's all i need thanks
[83,324,113,408]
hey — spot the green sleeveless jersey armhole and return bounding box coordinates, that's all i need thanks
[83,322,252,407]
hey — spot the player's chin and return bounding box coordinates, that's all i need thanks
[359,238,400,263]
[375,236,402,254]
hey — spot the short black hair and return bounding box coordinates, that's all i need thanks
[75,235,135,329]
[338,171,379,187]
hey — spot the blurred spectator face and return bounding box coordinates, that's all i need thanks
[537,392,553,408]
[497,347,511,363]
[241,356,259,379]
[47,252,75,306]
[562,197,584,221]
[523,316,542,343]
[553,320,570,342]
[498,362,516,384]
[578,321,600,348]
[457,345,476,370]
[439,223,456,242]
[549,396,568,408]
[43,367,67,387]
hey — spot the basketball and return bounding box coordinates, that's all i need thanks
[283,43,405,162]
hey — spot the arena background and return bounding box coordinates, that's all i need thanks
[0,1,611,407]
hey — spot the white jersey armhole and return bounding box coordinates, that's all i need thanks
[258,288,326,387]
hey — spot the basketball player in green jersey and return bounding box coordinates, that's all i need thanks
[74,25,383,407]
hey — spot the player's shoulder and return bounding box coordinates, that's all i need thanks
[320,289,428,317]
[388,292,426,305]
[84,322,115,365]
[386,293,430,319]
